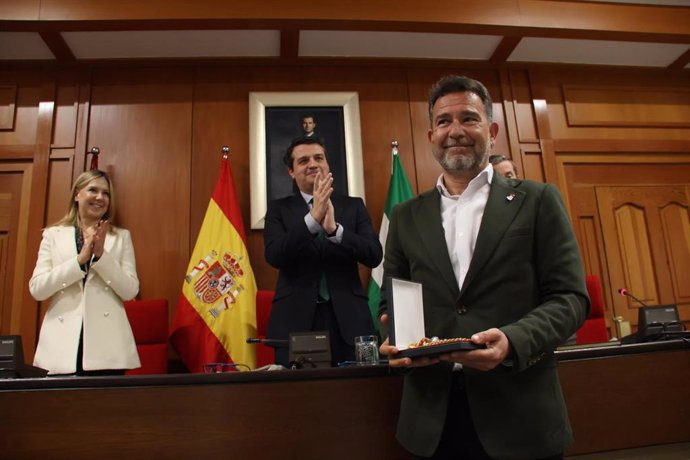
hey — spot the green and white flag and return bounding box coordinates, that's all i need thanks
[367,142,414,333]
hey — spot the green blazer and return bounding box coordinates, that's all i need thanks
[381,174,590,459]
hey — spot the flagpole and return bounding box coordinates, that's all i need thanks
[390,140,398,175]
[367,140,414,335]
[88,146,100,170]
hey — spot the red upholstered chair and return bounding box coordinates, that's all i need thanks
[576,275,609,345]
[123,299,169,375]
[255,290,275,367]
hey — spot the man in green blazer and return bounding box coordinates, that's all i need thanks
[380,75,590,459]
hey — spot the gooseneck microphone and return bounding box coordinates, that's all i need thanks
[617,288,648,307]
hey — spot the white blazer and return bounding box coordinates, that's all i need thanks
[29,225,141,375]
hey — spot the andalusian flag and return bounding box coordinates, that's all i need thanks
[170,151,257,372]
[367,142,414,333]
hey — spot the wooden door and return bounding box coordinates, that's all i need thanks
[596,185,690,329]
[0,165,33,336]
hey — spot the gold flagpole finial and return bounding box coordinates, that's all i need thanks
[390,140,399,174]
[222,146,230,159]
[88,146,100,170]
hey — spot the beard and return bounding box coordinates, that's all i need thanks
[434,146,487,172]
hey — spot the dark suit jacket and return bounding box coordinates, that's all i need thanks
[381,174,590,459]
[264,192,382,348]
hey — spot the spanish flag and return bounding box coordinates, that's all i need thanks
[170,152,257,372]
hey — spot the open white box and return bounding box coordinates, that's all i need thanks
[387,277,483,358]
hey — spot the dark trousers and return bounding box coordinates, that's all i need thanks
[416,373,563,460]
[312,300,354,366]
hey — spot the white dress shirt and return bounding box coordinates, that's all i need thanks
[301,191,343,243]
[436,164,494,290]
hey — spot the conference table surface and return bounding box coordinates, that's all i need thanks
[1,339,688,459]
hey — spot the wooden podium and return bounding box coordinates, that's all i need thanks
[1,340,688,459]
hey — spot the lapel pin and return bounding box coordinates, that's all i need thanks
[506,193,516,202]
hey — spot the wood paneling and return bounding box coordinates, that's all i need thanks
[0,71,45,146]
[564,85,690,128]
[0,0,39,21]
[0,85,17,130]
[22,0,690,40]
[596,185,690,327]
[539,70,690,142]
[51,77,80,147]
[0,192,14,333]
[1,344,688,458]
[0,164,33,339]
[87,67,194,320]
[559,347,690,455]
[660,197,690,305]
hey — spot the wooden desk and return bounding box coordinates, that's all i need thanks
[1,341,688,459]
[558,340,690,455]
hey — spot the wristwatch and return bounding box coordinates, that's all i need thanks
[326,224,340,237]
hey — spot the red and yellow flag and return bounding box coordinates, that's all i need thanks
[169,154,257,372]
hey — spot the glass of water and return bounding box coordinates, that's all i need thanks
[354,335,379,365]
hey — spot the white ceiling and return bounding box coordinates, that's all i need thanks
[61,30,281,59]
[1,29,689,69]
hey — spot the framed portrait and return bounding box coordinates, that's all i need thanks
[249,92,365,229]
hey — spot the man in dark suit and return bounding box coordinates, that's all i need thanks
[379,75,590,459]
[292,114,325,146]
[264,137,382,367]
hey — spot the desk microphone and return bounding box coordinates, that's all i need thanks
[617,288,648,307]
[246,337,289,348]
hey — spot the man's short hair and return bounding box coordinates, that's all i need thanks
[489,154,507,165]
[489,154,519,177]
[428,75,493,124]
[283,137,327,168]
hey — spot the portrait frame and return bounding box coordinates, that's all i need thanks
[249,92,365,229]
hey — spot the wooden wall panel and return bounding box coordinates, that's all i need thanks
[521,144,545,182]
[0,71,46,148]
[562,160,690,332]
[0,188,17,334]
[564,85,690,128]
[0,85,17,131]
[538,70,690,141]
[51,78,79,148]
[87,67,194,319]
[660,201,690,305]
[509,70,538,143]
[0,164,33,338]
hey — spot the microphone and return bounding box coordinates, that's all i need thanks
[617,288,648,307]
[246,337,289,348]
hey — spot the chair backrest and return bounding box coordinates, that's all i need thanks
[576,275,609,344]
[124,299,169,375]
[585,275,605,319]
[255,290,275,367]
[256,290,274,337]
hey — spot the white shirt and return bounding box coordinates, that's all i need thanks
[301,191,343,243]
[436,164,494,290]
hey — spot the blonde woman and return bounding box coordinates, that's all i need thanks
[29,170,140,375]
